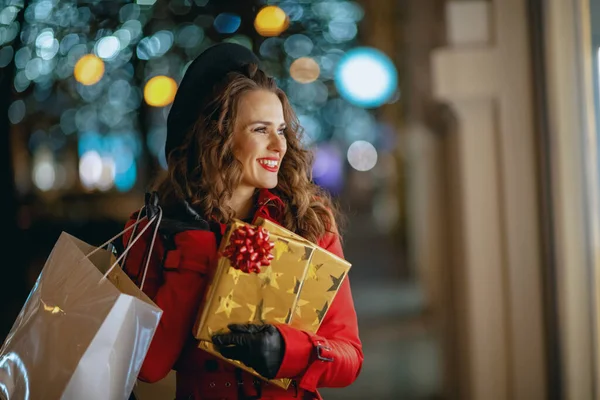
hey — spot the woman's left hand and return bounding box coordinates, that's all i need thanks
[211,323,284,379]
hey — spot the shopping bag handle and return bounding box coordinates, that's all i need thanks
[120,192,162,289]
[87,205,163,291]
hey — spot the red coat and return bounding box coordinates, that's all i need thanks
[122,189,363,399]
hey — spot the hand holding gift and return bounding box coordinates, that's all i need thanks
[211,323,284,379]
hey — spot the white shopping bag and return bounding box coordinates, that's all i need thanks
[0,208,164,400]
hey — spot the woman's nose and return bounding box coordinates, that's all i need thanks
[268,131,285,153]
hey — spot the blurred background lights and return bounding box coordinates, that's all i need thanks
[290,57,320,84]
[95,36,120,60]
[136,0,157,6]
[136,30,174,60]
[214,13,241,34]
[8,100,26,125]
[35,30,59,60]
[259,37,283,60]
[255,6,289,37]
[335,47,398,108]
[33,0,52,21]
[347,140,378,171]
[32,148,56,192]
[0,46,15,68]
[312,144,344,194]
[298,115,322,146]
[144,75,177,107]
[96,157,116,191]
[0,6,20,25]
[119,3,140,23]
[279,1,304,22]
[327,20,358,43]
[59,34,79,56]
[284,34,313,58]
[74,54,104,86]
[79,150,103,189]
[114,162,137,192]
[176,24,204,48]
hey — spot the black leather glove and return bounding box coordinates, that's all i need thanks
[212,323,285,379]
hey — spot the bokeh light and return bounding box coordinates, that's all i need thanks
[214,13,241,34]
[347,140,378,171]
[4,0,375,197]
[8,100,26,125]
[255,6,289,37]
[74,54,105,86]
[95,36,120,60]
[79,150,103,189]
[335,47,398,108]
[312,144,344,194]
[284,34,313,58]
[115,162,137,192]
[144,75,177,107]
[290,57,320,84]
[96,156,116,191]
[32,148,56,192]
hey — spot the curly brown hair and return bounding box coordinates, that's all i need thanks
[153,63,342,243]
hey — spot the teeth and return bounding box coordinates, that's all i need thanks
[259,159,278,168]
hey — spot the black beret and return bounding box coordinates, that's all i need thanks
[165,42,260,160]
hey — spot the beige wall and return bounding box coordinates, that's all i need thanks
[412,1,548,398]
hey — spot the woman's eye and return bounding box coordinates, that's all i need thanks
[254,127,267,133]
[277,129,285,135]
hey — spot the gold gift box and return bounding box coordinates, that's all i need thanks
[193,218,351,389]
[254,218,351,334]
[194,219,314,389]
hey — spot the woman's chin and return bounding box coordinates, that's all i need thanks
[257,180,278,190]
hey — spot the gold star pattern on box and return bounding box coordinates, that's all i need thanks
[328,272,346,292]
[257,264,284,289]
[215,289,242,319]
[228,267,245,285]
[247,299,275,323]
[307,262,323,281]
[312,301,329,327]
[287,276,303,295]
[294,299,310,317]
[273,239,290,261]
[274,308,293,324]
[300,246,312,261]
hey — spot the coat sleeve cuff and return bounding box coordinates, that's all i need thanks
[274,324,314,379]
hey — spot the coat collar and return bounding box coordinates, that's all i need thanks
[213,189,285,236]
[254,188,285,222]
[257,188,285,210]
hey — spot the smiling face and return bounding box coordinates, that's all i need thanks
[231,89,287,196]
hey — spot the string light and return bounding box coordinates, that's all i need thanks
[290,57,320,84]
[254,6,289,37]
[73,54,105,86]
[144,75,177,107]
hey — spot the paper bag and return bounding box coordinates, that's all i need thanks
[0,224,162,400]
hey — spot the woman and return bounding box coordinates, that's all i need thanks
[123,43,363,400]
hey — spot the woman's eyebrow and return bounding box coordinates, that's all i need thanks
[245,121,287,128]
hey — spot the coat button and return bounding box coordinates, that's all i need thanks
[225,382,231,387]
[209,382,216,388]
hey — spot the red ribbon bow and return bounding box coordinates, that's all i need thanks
[222,225,275,273]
